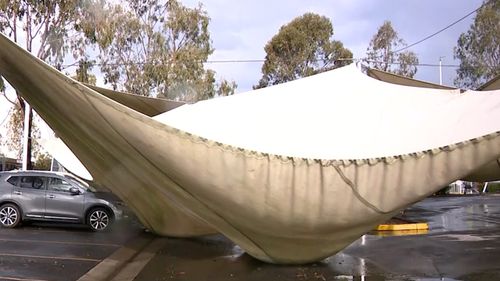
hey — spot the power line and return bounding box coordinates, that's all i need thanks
[56,3,485,70]
[205,59,264,64]
[393,4,484,53]
[363,59,459,68]
[61,58,459,68]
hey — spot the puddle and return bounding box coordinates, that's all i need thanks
[434,234,492,241]
[403,198,500,233]
[434,233,500,241]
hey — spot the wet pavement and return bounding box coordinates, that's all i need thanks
[1,194,499,280]
[0,216,143,281]
[134,194,500,281]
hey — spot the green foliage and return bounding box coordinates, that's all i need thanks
[396,51,419,78]
[255,13,353,89]
[217,80,238,97]
[454,0,500,89]
[2,104,23,159]
[33,153,52,170]
[72,58,97,85]
[1,104,41,159]
[80,0,236,101]
[0,0,86,62]
[365,21,419,78]
[486,182,500,193]
[0,0,89,164]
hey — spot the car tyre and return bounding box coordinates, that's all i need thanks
[0,203,21,228]
[87,208,112,232]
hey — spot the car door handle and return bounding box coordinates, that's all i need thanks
[13,191,22,195]
[47,195,55,199]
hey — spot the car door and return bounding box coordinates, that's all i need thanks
[11,175,47,219]
[45,176,84,222]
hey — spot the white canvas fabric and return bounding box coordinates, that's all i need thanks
[366,67,500,182]
[40,138,93,181]
[154,65,499,160]
[85,84,185,116]
[43,67,500,181]
[1,33,500,264]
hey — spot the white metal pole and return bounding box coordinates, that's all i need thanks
[482,182,489,193]
[21,102,31,170]
[50,157,55,171]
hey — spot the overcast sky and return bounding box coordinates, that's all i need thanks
[0,0,487,156]
[188,0,484,91]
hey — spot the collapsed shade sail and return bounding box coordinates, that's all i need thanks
[40,86,185,181]
[1,33,500,264]
[366,67,456,90]
[85,84,185,117]
[367,67,500,182]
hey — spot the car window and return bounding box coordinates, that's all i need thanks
[47,177,74,193]
[19,176,45,190]
[6,176,19,186]
[64,174,95,192]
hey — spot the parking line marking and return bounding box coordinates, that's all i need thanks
[0,238,121,247]
[0,277,49,281]
[0,253,101,262]
[2,228,75,234]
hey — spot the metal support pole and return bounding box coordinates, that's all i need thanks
[482,182,489,193]
[21,102,31,170]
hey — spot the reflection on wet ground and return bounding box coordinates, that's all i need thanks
[135,195,500,281]
[402,195,500,233]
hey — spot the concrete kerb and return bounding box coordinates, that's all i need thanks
[111,238,168,281]
[77,234,159,281]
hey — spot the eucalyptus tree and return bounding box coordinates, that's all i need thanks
[365,21,419,78]
[255,13,352,89]
[79,0,236,102]
[454,0,499,89]
[0,0,90,166]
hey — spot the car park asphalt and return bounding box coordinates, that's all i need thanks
[133,194,500,281]
[0,216,144,281]
[1,194,500,281]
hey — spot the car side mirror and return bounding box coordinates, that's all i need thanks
[69,187,81,195]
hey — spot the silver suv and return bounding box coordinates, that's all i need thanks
[0,170,122,231]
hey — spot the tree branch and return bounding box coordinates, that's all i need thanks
[1,92,17,105]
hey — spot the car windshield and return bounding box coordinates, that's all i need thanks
[64,174,96,192]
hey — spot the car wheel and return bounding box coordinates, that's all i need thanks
[87,208,111,231]
[0,203,21,228]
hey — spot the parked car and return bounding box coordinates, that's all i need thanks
[0,170,122,231]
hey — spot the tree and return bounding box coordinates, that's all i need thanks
[79,0,236,102]
[255,13,352,89]
[71,59,97,85]
[454,0,500,89]
[217,79,238,97]
[33,153,52,170]
[0,0,89,166]
[365,21,419,78]
[2,104,42,159]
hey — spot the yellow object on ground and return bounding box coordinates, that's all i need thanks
[376,222,429,231]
